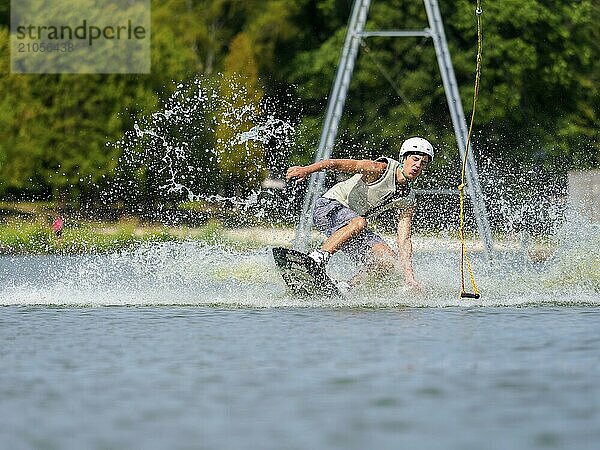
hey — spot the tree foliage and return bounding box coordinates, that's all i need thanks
[216,32,265,196]
[0,0,597,205]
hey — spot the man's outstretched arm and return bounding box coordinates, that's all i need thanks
[286,159,386,182]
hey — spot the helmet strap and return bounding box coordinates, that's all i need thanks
[399,162,411,185]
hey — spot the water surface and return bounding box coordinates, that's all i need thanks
[1,233,599,449]
[2,306,599,450]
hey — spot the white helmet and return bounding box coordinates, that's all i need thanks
[399,137,434,161]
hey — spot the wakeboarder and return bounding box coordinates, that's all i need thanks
[286,137,434,291]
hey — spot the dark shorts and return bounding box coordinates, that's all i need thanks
[312,197,386,264]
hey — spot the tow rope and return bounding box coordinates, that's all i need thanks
[458,1,483,300]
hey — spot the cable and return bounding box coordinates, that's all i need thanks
[359,40,423,121]
[458,1,483,300]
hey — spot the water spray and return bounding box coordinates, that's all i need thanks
[109,76,296,222]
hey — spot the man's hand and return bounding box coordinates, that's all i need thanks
[286,166,310,182]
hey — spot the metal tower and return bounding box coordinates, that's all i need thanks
[293,0,494,257]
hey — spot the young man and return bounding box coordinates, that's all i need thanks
[286,136,434,290]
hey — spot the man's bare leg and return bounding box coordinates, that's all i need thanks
[320,217,367,254]
[308,217,368,272]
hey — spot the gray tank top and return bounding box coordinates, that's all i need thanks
[323,157,416,217]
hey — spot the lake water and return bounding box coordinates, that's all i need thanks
[1,229,599,449]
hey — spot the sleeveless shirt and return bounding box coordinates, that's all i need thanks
[322,157,416,218]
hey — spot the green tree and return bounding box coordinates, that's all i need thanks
[0,0,598,210]
[215,32,265,197]
[279,0,599,178]
[450,0,599,170]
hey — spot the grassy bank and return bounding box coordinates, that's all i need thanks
[0,201,297,255]
[0,219,195,255]
[0,216,296,255]
[0,202,563,258]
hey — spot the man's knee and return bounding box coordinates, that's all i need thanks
[370,243,396,273]
[373,258,395,274]
[348,216,367,234]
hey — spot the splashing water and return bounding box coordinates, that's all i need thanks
[108,76,295,214]
[1,212,598,307]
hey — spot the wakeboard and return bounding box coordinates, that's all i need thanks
[272,247,342,298]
